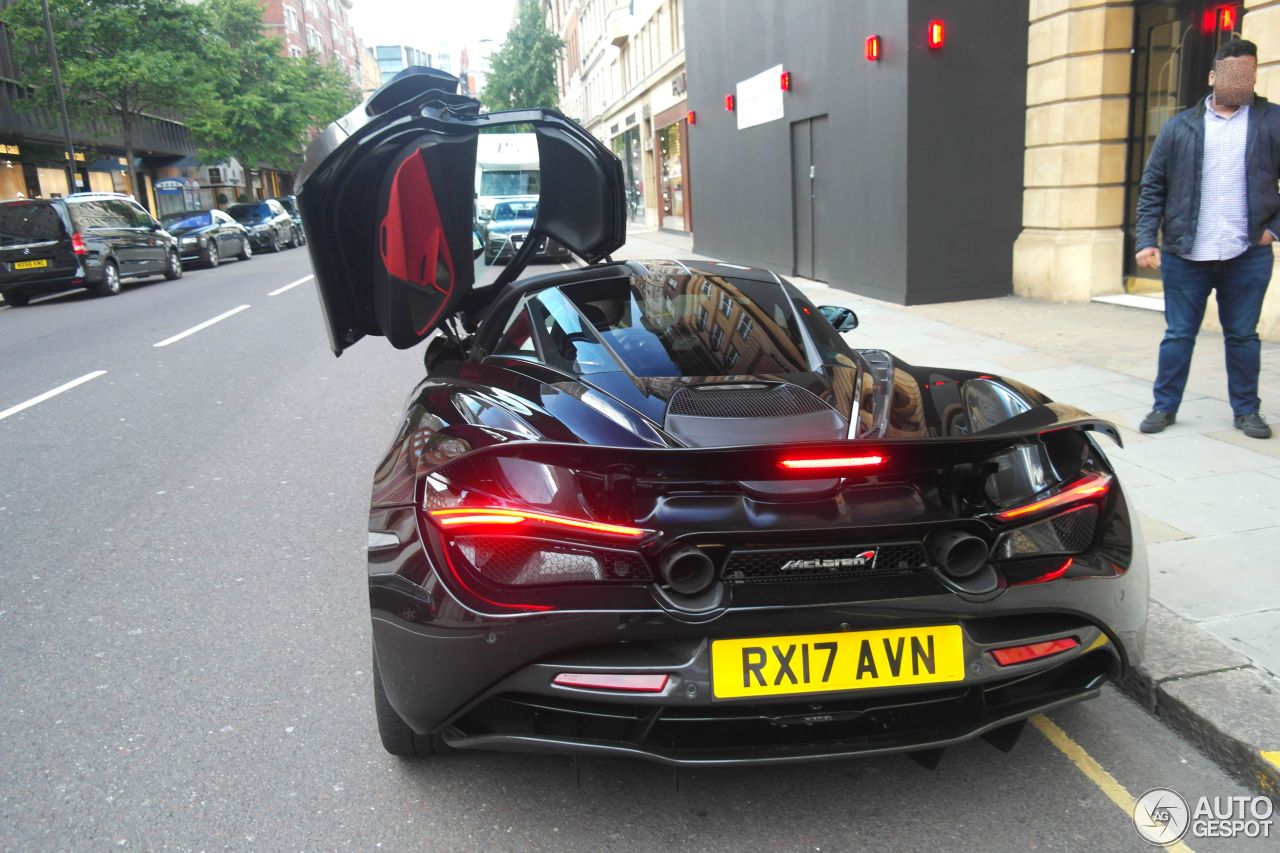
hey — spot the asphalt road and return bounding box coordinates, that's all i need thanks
[0,249,1272,852]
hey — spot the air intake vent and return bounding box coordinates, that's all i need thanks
[668,384,831,419]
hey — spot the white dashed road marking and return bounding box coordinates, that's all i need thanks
[153,304,251,348]
[0,370,108,422]
[268,275,314,296]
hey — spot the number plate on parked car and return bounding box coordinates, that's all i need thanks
[710,625,965,699]
[12,259,48,270]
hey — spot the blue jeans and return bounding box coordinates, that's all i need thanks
[1154,244,1272,417]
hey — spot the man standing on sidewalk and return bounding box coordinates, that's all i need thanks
[1135,38,1275,439]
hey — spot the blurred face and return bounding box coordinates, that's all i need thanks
[1209,55,1258,106]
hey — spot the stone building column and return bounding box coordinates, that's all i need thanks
[1012,0,1134,302]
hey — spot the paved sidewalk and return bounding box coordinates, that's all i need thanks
[620,226,1280,795]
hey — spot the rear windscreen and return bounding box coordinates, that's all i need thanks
[0,203,65,247]
[227,203,269,222]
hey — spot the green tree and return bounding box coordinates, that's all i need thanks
[0,0,215,195]
[481,0,564,113]
[190,0,358,173]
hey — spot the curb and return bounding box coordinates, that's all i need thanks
[1119,602,1280,800]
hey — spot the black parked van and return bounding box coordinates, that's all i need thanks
[0,193,182,306]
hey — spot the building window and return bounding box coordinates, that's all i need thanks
[710,324,724,350]
[699,279,711,297]
[725,344,740,370]
[207,167,223,184]
[736,315,753,340]
[284,6,298,32]
[304,0,318,15]
[696,305,708,331]
[718,292,733,319]
[306,24,321,51]
[330,21,341,42]
[289,44,304,58]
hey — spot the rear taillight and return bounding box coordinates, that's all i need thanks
[994,472,1112,522]
[70,232,87,255]
[428,506,648,538]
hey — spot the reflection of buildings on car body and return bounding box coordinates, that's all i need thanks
[545,0,692,233]
[683,0,1280,340]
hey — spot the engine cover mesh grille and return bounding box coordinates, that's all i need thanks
[667,384,831,419]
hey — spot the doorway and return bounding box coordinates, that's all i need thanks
[791,115,830,281]
[1123,1,1243,293]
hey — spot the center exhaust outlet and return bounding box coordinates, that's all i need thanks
[924,530,989,579]
[659,545,716,595]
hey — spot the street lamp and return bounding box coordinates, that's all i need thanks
[40,0,78,194]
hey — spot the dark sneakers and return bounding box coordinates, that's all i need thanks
[1139,410,1176,433]
[1234,413,1273,439]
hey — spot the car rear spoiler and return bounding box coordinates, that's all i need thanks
[431,413,1121,483]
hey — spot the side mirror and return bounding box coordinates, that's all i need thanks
[472,230,484,259]
[819,305,859,332]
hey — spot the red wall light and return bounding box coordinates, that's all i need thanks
[686,110,696,125]
[780,70,792,91]
[865,34,881,61]
[724,94,735,111]
[927,19,945,49]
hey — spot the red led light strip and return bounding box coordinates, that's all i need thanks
[994,472,1112,522]
[779,454,886,471]
[1012,557,1074,587]
[429,507,648,538]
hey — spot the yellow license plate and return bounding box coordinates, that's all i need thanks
[13,259,48,270]
[711,625,965,699]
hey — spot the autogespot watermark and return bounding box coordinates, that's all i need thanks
[1132,787,1274,845]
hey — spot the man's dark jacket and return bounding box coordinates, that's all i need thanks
[1136,93,1280,254]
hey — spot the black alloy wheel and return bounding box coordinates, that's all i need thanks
[95,260,121,296]
[164,249,182,280]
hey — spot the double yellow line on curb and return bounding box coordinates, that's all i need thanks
[1031,714,1197,853]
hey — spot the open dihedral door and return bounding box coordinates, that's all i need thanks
[296,67,627,356]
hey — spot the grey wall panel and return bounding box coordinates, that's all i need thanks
[685,0,1027,305]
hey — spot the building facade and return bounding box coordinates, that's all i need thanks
[0,0,196,212]
[262,0,364,86]
[548,0,691,231]
[683,0,1280,339]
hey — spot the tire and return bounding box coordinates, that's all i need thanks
[372,652,451,758]
[287,227,300,249]
[163,249,182,280]
[93,260,121,296]
[237,238,252,261]
[269,230,283,253]
[3,292,30,307]
[483,246,496,265]
[203,241,220,269]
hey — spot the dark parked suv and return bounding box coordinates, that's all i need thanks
[226,199,294,253]
[0,193,181,306]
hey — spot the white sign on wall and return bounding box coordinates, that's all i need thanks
[736,64,785,130]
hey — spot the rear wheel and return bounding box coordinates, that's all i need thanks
[237,238,252,261]
[203,241,220,268]
[94,260,121,296]
[270,230,283,253]
[372,652,451,758]
[3,292,30,307]
[163,249,182,280]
